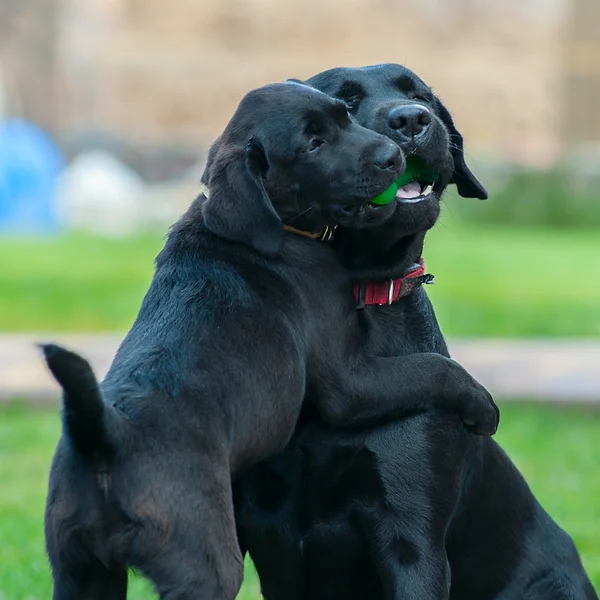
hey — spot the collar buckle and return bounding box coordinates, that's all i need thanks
[356,281,367,310]
[319,225,336,242]
[387,279,395,305]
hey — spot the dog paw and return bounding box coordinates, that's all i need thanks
[461,386,499,436]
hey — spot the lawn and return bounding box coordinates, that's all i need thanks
[1,403,599,599]
[1,219,599,336]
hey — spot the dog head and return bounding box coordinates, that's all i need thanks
[201,81,406,257]
[307,63,487,238]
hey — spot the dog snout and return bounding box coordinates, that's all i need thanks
[387,105,432,140]
[373,142,403,173]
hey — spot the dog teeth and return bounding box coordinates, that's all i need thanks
[396,182,434,204]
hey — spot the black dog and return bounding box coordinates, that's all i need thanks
[41,81,498,600]
[235,65,598,600]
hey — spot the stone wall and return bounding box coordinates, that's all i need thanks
[562,0,600,145]
[4,0,578,169]
[0,0,59,132]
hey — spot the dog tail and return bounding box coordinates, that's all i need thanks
[41,343,116,458]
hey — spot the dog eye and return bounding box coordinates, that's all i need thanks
[410,93,431,103]
[309,139,324,152]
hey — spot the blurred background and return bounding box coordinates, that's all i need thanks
[0,0,599,598]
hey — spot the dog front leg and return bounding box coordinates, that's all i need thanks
[313,352,498,435]
[357,510,451,600]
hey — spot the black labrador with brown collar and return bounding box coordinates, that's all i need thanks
[41,81,498,600]
[234,65,597,600]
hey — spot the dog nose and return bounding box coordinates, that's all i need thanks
[387,105,432,139]
[373,142,402,172]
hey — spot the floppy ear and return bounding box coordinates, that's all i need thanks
[201,139,284,258]
[200,134,221,186]
[435,97,488,200]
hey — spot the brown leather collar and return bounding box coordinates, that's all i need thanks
[199,184,335,242]
[283,224,336,242]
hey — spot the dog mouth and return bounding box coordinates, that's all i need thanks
[337,154,440,222]
[367,155,439,207]
[331,187,397,226]
[393,155,439,205]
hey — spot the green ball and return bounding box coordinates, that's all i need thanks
[396,155,438,188]
[396,162,419,188]
[370,182,399,205]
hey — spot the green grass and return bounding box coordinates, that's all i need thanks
[0,403,260,600]
[0,220,599,336]
[424,217,600,336]
[0,233,163,332]
[1,403,599,599]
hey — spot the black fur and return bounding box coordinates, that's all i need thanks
[42,80,497,600]
[41,344,116,459]
[235,65,597,600]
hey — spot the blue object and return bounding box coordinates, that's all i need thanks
[0,119,64,234]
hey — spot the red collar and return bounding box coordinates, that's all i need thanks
[353,258,434,308]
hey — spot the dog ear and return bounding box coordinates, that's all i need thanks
[435,97,488,200]
[200,134,221,187]
[201,138,284,258]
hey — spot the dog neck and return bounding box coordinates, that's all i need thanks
[344,229,446,351]
[334,229,428,283]
[331,228,433,308]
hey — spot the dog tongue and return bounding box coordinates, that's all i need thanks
[396,181,422,199]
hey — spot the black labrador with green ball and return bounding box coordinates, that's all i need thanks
[234,65,597,600]
[41,80,498,600]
